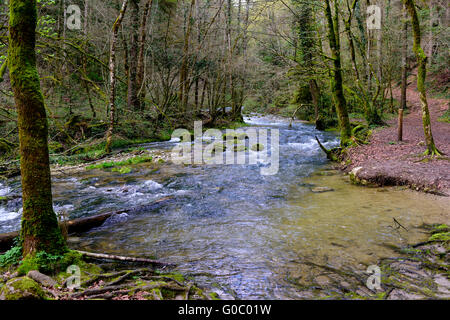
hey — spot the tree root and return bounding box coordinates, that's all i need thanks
[423,148,444,157]
[315,136,341,161]
[140,275,185,287]
[71,284,130,298]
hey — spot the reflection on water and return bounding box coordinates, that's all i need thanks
[0,115,448,299]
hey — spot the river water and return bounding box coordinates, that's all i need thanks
[0,115,448,299]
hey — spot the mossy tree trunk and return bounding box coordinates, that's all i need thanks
[400,4,408,112]
[179,0,195,113]
[324,0,352,146]
[8,0,66,257]
[105,0,129,154]
[403,0,441,156]
[136,0,154,109]
[127,0,141,112]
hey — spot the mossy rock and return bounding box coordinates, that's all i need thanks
[211,142,226,153]
[233,145,247,152]
[431,224,450,234]
[0,276,48,300]
[429,232,450,243]
[250,143,265,152]
[223,132,248,141]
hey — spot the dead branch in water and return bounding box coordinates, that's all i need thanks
[76,250,174,268]
[0,196,174,252]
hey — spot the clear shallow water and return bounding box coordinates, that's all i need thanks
[0,115,448,299]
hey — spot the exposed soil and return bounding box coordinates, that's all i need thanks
[343,74,450,195]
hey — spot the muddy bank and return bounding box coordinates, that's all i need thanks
[341,83,449,196]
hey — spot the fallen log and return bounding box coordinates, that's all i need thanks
[76,250,174,267]
[0,196,174,252]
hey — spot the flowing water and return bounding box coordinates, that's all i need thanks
[0,115,448,299]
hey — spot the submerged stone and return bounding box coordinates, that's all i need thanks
[311,187,334,193]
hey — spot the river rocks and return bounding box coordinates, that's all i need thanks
[250,143,264,152]
[349,167,365,185]
[27,270,58,288]
[0,276,47,300]
[311,187,334,193]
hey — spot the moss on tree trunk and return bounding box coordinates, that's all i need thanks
[403,0,441,156]
[324,0,352,146]
[8,0,66,257]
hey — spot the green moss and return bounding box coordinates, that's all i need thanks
[17,249,84,276]
[428,232,450,243]
[250,143,264,152]
[86,155,153,170]
[56,259,102,286]
[233,145,247,152]
[160,287,176,299]
[223,132,248,140]
[208,292,220,300]
[431,224,449,234]
[0,276,47,300]
[437,108,450,123]
[111,166,132,174]
[155,271,185,283]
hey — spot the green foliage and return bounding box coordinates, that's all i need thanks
[85,155,153,170]
[0,246,22,268]
[431,224,449,233]
[17,249,83,276]
[428,232,450,243]
[438,108,450,123]
[112,166,132,174]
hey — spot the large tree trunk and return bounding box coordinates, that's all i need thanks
[403,0,441,156]
[137,0,154,109]
[310,79,320,122]
[400,5,408,111]
[324,0,352,146]
[179,0,196,112]
[8,0,66,257]
[105,0,129,154]
[127,0,141,111]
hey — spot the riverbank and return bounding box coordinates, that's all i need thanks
[1,221,448,300]
[295,223,450,300]
[1,115,448,300]
[341,78,450,196]
[0,250,217,300]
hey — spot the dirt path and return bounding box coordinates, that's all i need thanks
[344,75,450,195]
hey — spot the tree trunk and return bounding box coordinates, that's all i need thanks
[83,0,96,119]
[310,79,320,122]
[401,5,408,111]
[105,0,129,154]
[179,0,196,112]
[127,0,140,111]
[324,0,352,146]
[376,1,383,84]
[403,0,441,155]
[8,0,66,257]
[428,0,434,65]
[137,0,154,109]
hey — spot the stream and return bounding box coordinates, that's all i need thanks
[0,115,448,299]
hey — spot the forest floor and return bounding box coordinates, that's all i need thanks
[343,74,450,196]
